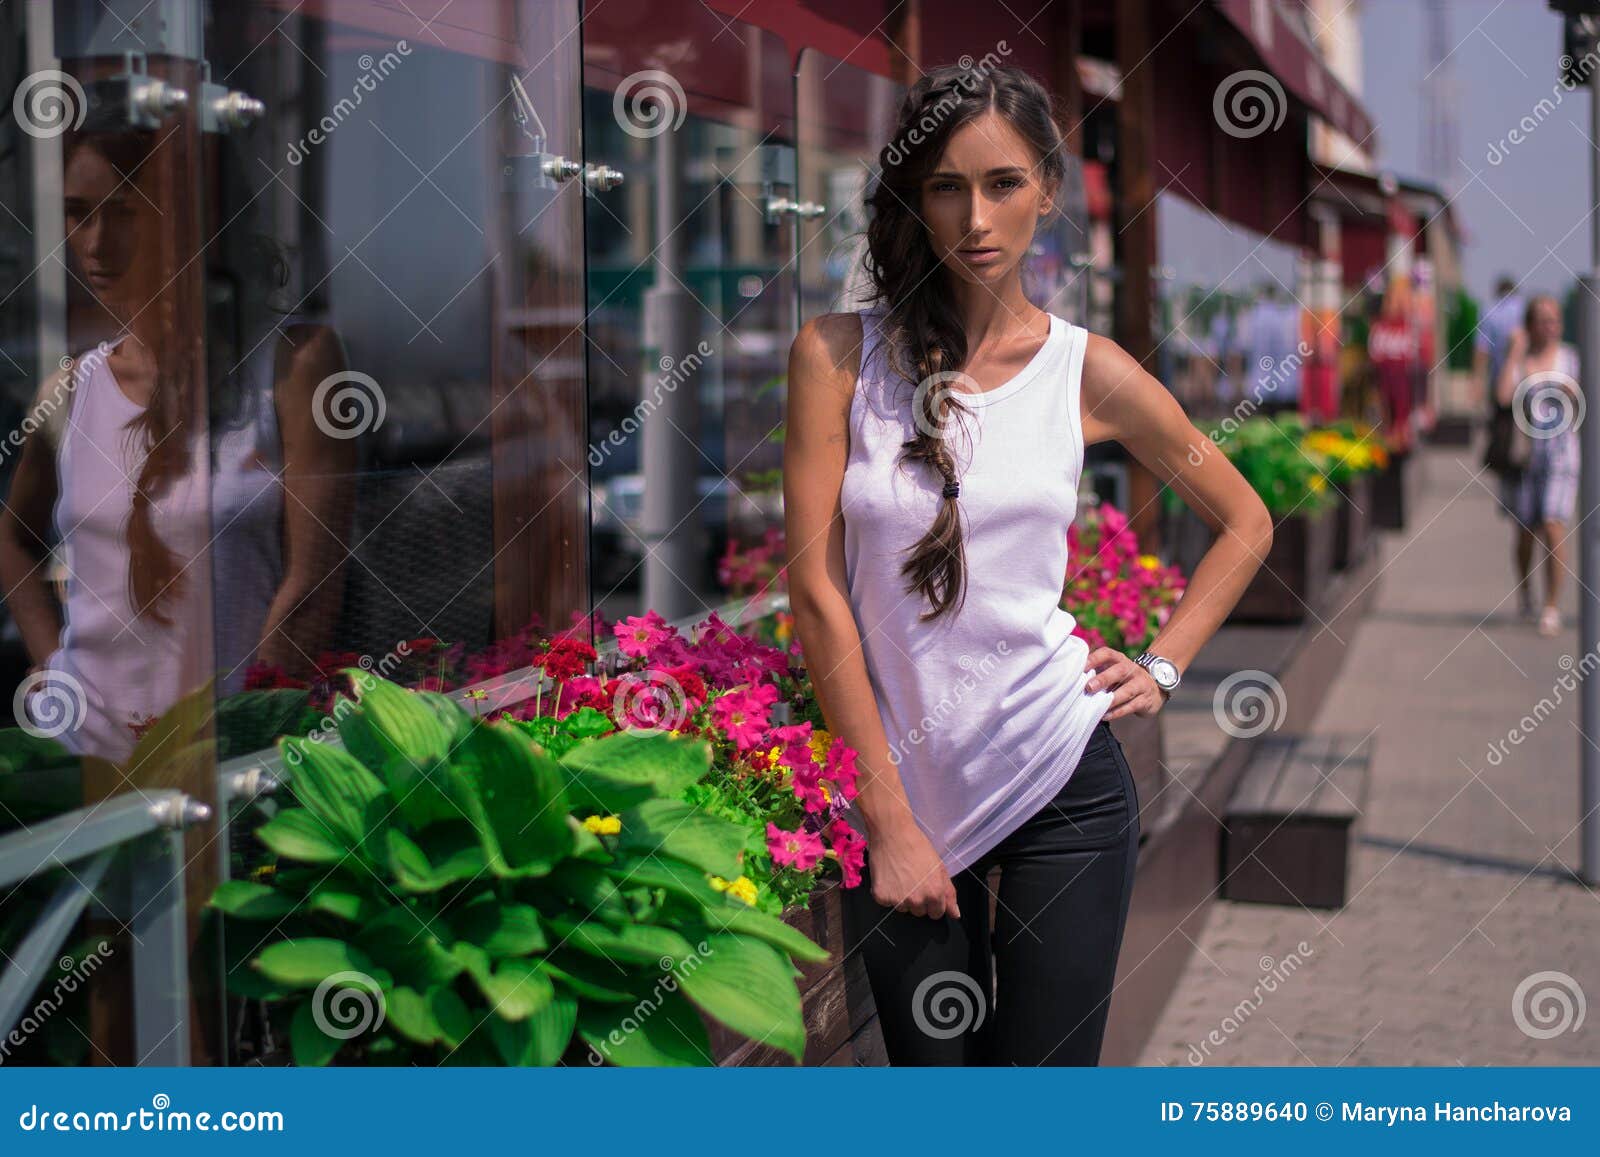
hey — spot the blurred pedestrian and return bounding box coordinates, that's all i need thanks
[1496,294,1581,636]
[1477,276,1532,619]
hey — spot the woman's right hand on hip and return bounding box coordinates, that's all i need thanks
[867,825,962,920]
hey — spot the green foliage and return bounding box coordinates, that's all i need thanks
[213,671,826,1066]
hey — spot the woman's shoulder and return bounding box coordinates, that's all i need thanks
[790,311,869,396]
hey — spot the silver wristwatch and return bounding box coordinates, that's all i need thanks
[1134,652,1181,698]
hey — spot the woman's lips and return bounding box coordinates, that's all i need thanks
[957,247,1001,266]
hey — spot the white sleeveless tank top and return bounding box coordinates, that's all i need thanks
[40,324,288,762]
[838,306,1115,874]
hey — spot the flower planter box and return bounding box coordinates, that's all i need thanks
[1228,504,1336,624]
[1370,448,1411,530]
[1332,471,1374,571]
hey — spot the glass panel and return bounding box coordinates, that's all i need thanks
[195,0,589,1061]
[0,1,220,1062]
[581,1,796,628]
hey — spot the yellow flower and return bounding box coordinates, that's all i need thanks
[1309,474,1327,493]
[725,876,759,906]
[1138,554,1160,571]
[709,875,730,892]
[809,729,831,765]
[583,814,621,835]
[775,618,792,647]
[820,781,833,803]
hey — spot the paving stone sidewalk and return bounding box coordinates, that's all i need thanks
[1138,439,1600,1066]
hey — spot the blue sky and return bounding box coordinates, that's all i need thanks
[1362,0,1591,303]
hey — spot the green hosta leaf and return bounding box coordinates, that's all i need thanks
[279,736,388,852]
[544,914,694,967]
[617,798,746,879]
[209,880,298,921]
[695,901,831,964]
[290,999,345,1067]
[452,722,573,876]
[577,988,711,1067]
[257,808,346,865]
[385,829,485,894]
[558,729,712,812]
[344,676,467,828]
[675,933,804,1062]
[547,860,630,925]
[254,938,383,989]
[384,985,442,1046]
[470,958,555,1023]
[356,908,461,990]
[537,952,637,1003]
[488,988,578,1066]
[567,815,611,862]
[602,853,726,909]
[450,894,546,957]
[429,985,475,1049]
[305,889,378,923]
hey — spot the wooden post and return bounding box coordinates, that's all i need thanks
[1114,0,1162,552]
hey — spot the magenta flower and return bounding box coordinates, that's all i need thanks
[614,610,672,658]
[826,818,867,888]
[711,683,779,752]
[767,822,825,871]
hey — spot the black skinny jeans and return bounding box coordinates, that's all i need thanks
[840,719,1141,1066]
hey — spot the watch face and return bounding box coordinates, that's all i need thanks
[1149,658,1178,688]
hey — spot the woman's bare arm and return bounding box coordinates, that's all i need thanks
[0,376,69,666]
[1081,334,1274,681]
[253,324,358,679]
[783,313,960,920]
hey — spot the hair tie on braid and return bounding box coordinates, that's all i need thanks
[942,480,960,499]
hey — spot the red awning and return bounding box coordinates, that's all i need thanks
[1213,0,1376,149]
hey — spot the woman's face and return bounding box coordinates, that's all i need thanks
[63,142,142,307]
[920,109,1052,287]
[1528,298,1562,347]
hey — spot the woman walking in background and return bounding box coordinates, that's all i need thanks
[783,62,1272,1066]
[1496,294,1582,637]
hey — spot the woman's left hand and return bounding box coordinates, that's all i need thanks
[1083,647,1167,720]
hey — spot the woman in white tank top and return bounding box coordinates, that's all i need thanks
[784,64,1273,1065]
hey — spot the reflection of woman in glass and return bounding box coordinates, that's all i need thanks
[785,64,1272,1065]
[0,132,355,763]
